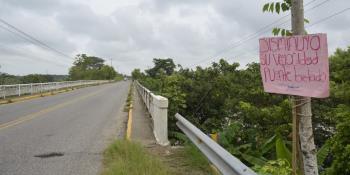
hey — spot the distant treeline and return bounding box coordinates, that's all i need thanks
[1,54,125,85]
[0,73,68,85]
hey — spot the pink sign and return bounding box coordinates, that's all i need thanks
[259,33,329,98]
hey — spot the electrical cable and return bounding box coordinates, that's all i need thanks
[188,0,333,68]
[0,18,73,60]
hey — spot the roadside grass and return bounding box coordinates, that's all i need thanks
[124,83,133,112]
[182,144,214,172]
[101,139,171,175]
[159,143,215,175]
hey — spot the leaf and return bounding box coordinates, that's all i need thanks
[172,131,190,144]
[263,3,270,12]
[281,3,289,11]
[286,30,292,36]
[238,143,252,150]
[272,28,281,36]
[317,141,331,166]
[281,29,286,36]
[269,3,274,12]
[275,135,292,165]
[275,2,281,14]
[241,152,267,166]
[304,18,310,24]
[260,134,277,155]
[285,0,292,6]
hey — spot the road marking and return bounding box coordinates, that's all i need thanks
[0,87,109,131]
[126,103,133,140]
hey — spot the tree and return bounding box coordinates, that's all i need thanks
[146,58,176,77]
[324,47,350,174]
[0,73,20,85]
[262,0,310,36]
[131,69,144,80]
[20,74,53,83]
[69,54,118,80]
[100,65,117,80]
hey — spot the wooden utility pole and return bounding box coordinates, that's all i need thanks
[291,0,319,174]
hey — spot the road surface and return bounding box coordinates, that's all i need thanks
[0,81,130,175]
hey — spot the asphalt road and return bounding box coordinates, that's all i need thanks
[0,81,130,175]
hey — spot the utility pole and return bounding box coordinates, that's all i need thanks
[291,0,319,174]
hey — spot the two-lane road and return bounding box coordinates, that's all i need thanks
[0,81,130,175]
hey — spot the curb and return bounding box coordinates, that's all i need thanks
[126,103,133,140]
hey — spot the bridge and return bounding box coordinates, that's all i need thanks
[0,80,256,175]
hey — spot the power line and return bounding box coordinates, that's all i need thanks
[0,42,69,68]
[306,7,350,28]
[0,24,71,67]
[0,18,73,60]
[228,7,348,64]
[188,0,332,68]
[224,0,325,48]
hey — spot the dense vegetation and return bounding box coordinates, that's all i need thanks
[69,54,123,81]
[132,47,350,174]
[0,54,123,85]
[0,73,67,85]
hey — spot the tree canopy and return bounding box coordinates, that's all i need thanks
[145,58,176,78]
[69,54,119,80]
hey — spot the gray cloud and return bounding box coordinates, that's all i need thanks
[0,0,349,75]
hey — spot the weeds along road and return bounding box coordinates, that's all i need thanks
[0,81,130,175]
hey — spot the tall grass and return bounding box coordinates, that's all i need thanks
[101,140,170,175]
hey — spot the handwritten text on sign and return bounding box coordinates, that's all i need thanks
[259,33,329,98]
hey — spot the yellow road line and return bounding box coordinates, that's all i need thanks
[126,103,133,140]
[0,87,108,131]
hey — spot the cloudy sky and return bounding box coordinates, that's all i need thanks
[0,0,349,75]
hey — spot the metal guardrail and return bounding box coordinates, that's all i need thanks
[135,81,169,146]
[175,113,257,175]
[0,80,109,99]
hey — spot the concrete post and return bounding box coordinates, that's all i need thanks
[18,84,21,96]
[151,95,170,146]
[2,86,6,99]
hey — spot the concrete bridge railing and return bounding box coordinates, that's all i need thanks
[0,80,110,99]
[134,81,169,146]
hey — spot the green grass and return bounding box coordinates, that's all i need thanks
[162,143,215,175]
[101,140,171,175]
[183,144,213,172]
[124,83,133,112]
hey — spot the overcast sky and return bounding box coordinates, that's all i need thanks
[0,0,349,75]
